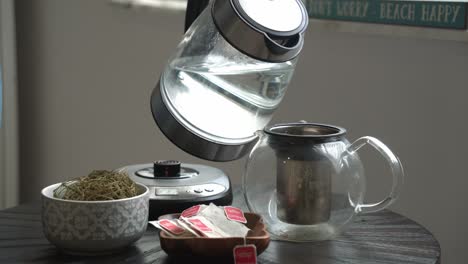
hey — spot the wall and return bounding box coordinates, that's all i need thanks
[15,1,468,263]
[0,0,19,209]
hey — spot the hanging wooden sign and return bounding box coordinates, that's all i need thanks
[305,0,467,29]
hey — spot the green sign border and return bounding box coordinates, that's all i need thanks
[304,0,467,29]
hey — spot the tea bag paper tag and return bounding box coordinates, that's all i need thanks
[148,221,176,237]
[224,206,247,223]
[181,205,202,218]
[157,219,185,235]
[186,217,213,233]
[233,244,257,264]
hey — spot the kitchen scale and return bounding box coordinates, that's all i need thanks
[120,160,232,220]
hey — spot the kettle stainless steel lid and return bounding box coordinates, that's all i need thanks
[213,0,308,62]
[151,0,308,162]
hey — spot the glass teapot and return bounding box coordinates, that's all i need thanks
[243,122,404,241]
[151,0,309,161]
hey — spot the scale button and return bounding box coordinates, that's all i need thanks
[194,188,203,193]
[205,188,214,192]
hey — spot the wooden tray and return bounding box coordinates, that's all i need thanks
[158,213,270,257]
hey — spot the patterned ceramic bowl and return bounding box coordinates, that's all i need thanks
[41,182,149,255]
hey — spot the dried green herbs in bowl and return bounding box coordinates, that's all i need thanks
[53,170,139,201]
[42,169,150,255]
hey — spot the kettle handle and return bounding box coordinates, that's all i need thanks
[346,136,404,213]
[185,0,210,32]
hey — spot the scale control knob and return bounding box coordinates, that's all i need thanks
[153,160,181,177]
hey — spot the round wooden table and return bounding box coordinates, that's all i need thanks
[0,188,441,264]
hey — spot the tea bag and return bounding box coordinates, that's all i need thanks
[151,204,251,238]
[181,216,229,238]
[197,203,250,237]
[149,219,195,238]
[175,219,202,237]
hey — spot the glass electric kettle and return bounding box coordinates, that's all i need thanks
[151,0,309,161]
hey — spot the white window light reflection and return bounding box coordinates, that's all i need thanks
[111,0,187,11]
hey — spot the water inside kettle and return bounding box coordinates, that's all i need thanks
[162,57,295,140]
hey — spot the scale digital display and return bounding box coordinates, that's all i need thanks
[155,188,178,196]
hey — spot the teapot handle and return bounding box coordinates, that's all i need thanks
[347,136,404,213]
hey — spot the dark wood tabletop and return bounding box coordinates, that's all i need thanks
[0,188,441,264]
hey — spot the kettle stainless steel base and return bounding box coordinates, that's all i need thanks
[151,82,256,162]
[120,161,233,220]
